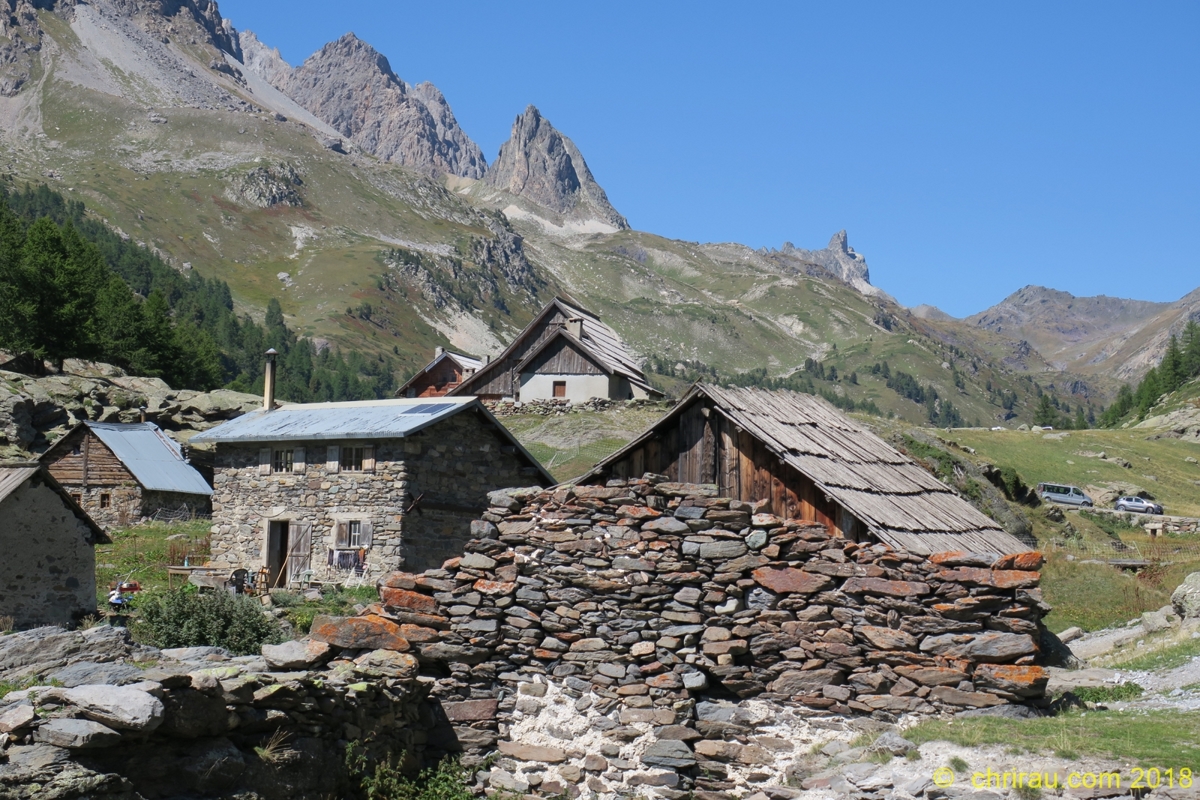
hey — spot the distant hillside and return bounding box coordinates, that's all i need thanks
[0,0,1184,429]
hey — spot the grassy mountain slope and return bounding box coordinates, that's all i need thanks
[0,4,1149,427]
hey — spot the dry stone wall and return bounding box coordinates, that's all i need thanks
[0,626,434,800]
[348,475,1051,798]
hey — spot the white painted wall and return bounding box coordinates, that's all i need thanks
[519,373,612,403]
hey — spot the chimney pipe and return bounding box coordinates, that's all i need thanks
[435,346,445,357]
[264,348,278,411]
[139,406,147,423]
[566,318,583,339]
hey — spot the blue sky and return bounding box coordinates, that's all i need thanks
[217,1,1199,317]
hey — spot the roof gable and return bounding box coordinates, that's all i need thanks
[396,351,485,395]
[451,297,657,396]
[515,329,612,375]
[41,422,212,496]
[0,464,109,543]
[580,383,1027,555]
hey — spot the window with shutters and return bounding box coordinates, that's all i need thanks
[348,520,363,548]
[272,449,293,473]
[340,446,364,472]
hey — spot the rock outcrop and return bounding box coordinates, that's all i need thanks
[485,105,630,232]
[239,32,487,179]
[779,231,878,296]
[0,360,260,455]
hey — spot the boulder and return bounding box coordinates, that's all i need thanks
[46,661,145,688]
[0,703,36,733]
[1171,572,1200,619]
[973,664,1049,698]
[353,649,419,679]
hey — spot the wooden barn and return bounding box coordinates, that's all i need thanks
[577,384,1028,555]
[40,421,212,530]
[398,348,484,398]
[448,297,661,403]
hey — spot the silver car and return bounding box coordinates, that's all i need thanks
[1037,483,1094,507]
[1114,496,1163,514]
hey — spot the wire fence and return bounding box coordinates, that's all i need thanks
[148,505,212,524]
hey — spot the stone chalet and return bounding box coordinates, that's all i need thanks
[0,464,109,628]
[397,347,484,398]
[191,392,553,585]
[40,421,212,531]
[448,297,662,403]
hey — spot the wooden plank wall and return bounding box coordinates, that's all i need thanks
[600,397,840,534]
[524,337,606,376]
[43,430,137,487]
[468,308,571,397]
[408,360,466,397]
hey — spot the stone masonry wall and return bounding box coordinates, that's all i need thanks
[0,627,433,800]
[0,481,98,628]
[208,410,542,580]
[353,475,1051,799]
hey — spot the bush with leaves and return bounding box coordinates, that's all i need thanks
[132,587,281,655]
[347,746,475,800]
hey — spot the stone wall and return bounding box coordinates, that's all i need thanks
[0,478,98,628]
[358,476,1051,799]
[0,627,433,800]
[208,409,543,580]
[485,397,672,417]
[72,484,142,531]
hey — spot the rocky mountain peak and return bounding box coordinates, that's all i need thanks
[780,231,874,293]
[484,105,629,231]
[239,30,486,179]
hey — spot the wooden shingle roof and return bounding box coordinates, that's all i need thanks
[582,384,1028,555]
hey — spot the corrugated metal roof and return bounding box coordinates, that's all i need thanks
[191,397,474,443]
[581,384,1029,556]
[85,422,212,496]
[192,396,556,484]
[448,352,484,371]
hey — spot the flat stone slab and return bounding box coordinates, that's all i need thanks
[46,661,145,688]
[61,685,165,731]
[34,718,122,749]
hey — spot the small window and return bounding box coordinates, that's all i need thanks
[552,381,567,399]
[348,520,363,548]
[273,449,294,473]
[100,493,111,509]
[71,493,82,505]
[340,446,364,472]
[71,443,82,456]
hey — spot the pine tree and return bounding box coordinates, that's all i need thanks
[1159,335,1185,393]
[1033,394,1058,426]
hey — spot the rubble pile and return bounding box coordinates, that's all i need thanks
[0,626,434,800]
[337,475,1051,798]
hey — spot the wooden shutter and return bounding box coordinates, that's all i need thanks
[334,521,349,549]
[326,445,340,473]
[362,445,375,473]
[288,521,313,583]
[360,520,374,549]
[258,448,271,475]
[292,447,305,473]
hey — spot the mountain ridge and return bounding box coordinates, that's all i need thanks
[0,0,1195,430]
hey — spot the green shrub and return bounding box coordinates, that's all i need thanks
[347,747,475,800]
[1071,683,1144,703]
[133,588,282,655]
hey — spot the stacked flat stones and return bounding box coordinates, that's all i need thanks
[363,475,1051,797]
[0,628,430,798]
[484,398,671,417]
